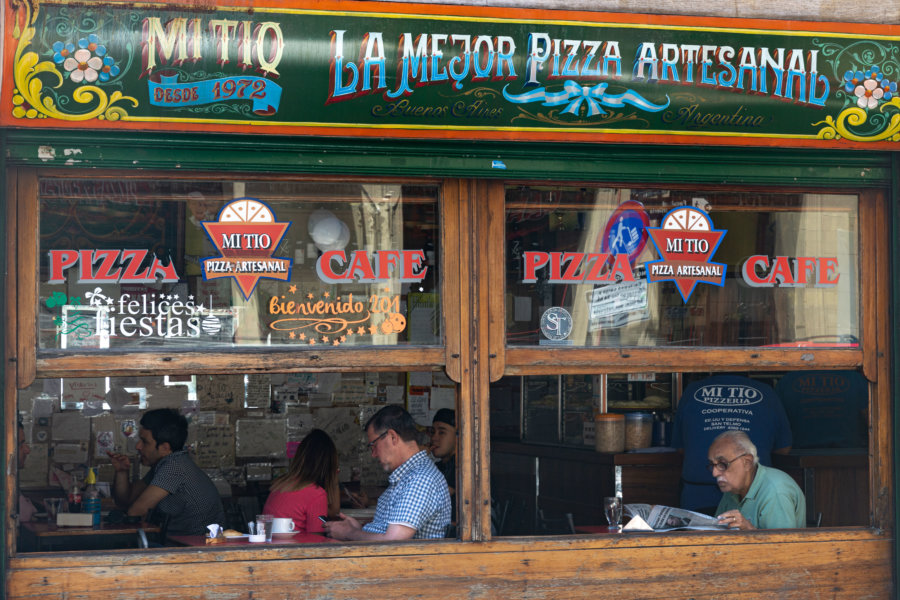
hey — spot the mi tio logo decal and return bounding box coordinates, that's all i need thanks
[201,198,292,300]
[646,207,726,302]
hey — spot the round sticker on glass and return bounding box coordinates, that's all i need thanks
[540,307,573,341]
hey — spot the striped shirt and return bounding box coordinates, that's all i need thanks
[363,450,451,539]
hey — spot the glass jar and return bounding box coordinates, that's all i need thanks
[624,412,653,450]
[594,413,625,453]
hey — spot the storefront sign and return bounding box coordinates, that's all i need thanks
[315,250,428,284]
[523,252,635,284]
[45,288,222,345]
[47,250,179,284]
[268,287,407,346]
[3,1,899,149]
[740,255,840,287]
[200,198,292,300]
[646,207,727,302]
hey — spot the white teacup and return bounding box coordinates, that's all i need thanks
[271,517,296,534]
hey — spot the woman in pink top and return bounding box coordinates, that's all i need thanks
[262,429,339,534]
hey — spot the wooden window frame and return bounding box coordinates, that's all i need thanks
[14,168,461,386]
[4,170,892,558]
[5,168,477,557]
[481,182,893,534]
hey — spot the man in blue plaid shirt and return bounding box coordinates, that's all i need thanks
[325,406,451,541]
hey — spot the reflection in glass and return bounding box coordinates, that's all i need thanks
[37,180,440,350]
[505,188,859,348]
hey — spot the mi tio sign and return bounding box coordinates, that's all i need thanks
[646,206,727,302]
[201,198,292,300]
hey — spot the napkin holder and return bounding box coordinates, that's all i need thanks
[57,513,95,527]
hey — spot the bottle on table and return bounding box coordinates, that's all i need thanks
[68,480,83,513]
[83,468,101,526]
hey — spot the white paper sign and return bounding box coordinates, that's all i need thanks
[430,387,456,410]
[62,378,106,405]
[51,412,91,441]
[385,385,405,405]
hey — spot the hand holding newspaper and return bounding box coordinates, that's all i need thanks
[622,504,728,532]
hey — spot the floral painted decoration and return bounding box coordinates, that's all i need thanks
[843,66,896,110]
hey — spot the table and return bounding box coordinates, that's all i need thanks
[169,532,338,547]
[574,525,621,534]
[20,521,160,552]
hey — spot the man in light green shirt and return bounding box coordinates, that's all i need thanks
[709,430,806,530]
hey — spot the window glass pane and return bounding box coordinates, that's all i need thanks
[489,371,869,535]
[506,188,859,348]
[38,180,440,351]
[16,370,457,552]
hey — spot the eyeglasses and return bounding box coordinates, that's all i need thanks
[706,453,749,473]
[367,430,389,451]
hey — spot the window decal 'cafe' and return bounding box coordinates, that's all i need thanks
[3,1,899,149]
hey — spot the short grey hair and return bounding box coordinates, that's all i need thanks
[712,430,759,465]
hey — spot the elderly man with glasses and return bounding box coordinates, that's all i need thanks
[324,405,451,541]
[710,430,806,530]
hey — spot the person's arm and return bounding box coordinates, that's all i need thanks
[18,493,37,522]
[126,484,169,518]
[324,516,415,541]
[108,452,146,508]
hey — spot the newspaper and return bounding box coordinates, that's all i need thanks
[623,504,727,532]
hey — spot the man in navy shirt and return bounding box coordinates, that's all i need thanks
[673,374,792,513]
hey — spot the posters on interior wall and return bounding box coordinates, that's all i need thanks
[408,371,457,426]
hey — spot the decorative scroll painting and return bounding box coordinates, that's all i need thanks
[3,0,899,148]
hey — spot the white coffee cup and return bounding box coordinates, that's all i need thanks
[271,517,296,534]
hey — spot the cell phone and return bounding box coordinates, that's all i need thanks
[319,515,340,524]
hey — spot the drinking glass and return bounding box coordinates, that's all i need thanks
[256,514,274,542]
[44,498,65,520]
[603,496,623,530]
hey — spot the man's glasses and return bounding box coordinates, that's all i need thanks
[706,453,749,473]
[367,430,389,450]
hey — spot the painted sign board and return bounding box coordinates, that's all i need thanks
[3,0,899,149]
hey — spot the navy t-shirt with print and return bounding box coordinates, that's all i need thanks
[672,375,792,512]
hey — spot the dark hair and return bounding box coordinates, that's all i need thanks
[271,429,339,507]
[139,408,188,452]
[432,408,456,428]
[365,405,419,442]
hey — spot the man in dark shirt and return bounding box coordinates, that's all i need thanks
[109,408,224,536]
